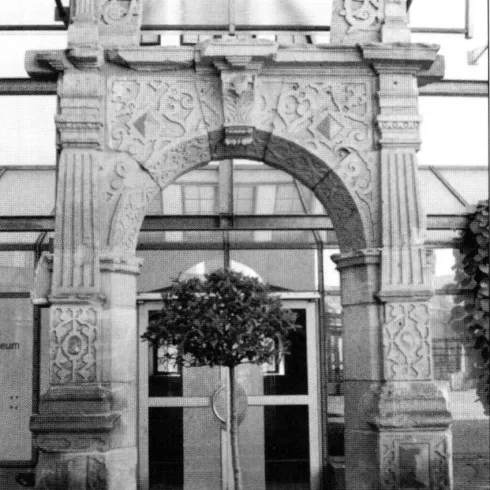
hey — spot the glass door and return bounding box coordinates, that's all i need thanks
[138,293,321,490]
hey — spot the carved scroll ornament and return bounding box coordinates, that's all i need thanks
[383,302,432,381]
[339,0,384,34]
[101,0,139,25]
[50,306,99,384]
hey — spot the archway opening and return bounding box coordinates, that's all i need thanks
[135,157,351,490]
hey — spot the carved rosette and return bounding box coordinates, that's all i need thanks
[382,302,432,381]
[50,306,100,384]
[379,432,452,490]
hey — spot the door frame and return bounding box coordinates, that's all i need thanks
[137,291,322,490]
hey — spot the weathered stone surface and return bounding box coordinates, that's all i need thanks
[27,10,451,490]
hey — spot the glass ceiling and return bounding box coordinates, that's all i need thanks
[0,1,487,248]
[0,1,487,80]
[0,163,487,247]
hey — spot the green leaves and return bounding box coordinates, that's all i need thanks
[450,199,489,414]
[141,268,298,369]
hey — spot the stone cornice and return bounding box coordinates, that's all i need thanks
[25,48,103,77]
[196,37,278,70]
[26,44,444,86]
[360,42,441,74]
[106,46,195,71]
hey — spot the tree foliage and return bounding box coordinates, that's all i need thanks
[449,199,489,413]
[142,268,298,490]
[141,268,298,370]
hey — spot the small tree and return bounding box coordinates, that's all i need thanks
[142,269,297,490]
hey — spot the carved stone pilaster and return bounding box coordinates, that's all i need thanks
[378,150,432,298]
[56,72,104,149]
[331,0,385,44]
[382,0,411,43]
[331,0,411,45]
[68,0,100,48]
[51,149,101,298]
[99,0,143,47]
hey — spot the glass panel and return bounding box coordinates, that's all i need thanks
[434,168,489,207]
[264,405,310,490]
[230,248,317,291]
[409,0,466,29]
[0,298,34,462]
[137,250,224,292]
[148,311,222,398]
[0,1,68,25]
[148,311,183,397]
[323,249,340,290]
[418,98,488,168]
[0,168,56,215]
[0,34,67,77]
[143,0,332,27]
[264,309,308,396]
[325,296,343,395]
[0,97,57,166]
[149,407,184,489]
[0,251,34,292]
[433,248,470,291]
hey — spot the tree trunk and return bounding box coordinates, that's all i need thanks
[229,365,243,490]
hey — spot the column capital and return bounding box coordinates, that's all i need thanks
[100,254,144,275]
[331,247,381,270]
[332,249,381,306]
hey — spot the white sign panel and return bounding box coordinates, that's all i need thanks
[0,299,33,462]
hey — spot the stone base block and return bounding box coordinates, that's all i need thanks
[35,447,137,490]
[344,428,379,490]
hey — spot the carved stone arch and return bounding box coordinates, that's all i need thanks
[108,129,371,255]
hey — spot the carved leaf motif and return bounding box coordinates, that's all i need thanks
[223,73,256,126]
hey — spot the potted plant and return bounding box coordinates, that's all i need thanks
[142,268,298,490]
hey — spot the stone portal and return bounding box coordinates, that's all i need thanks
[27,0,452,488]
